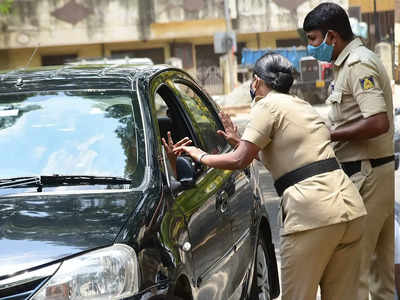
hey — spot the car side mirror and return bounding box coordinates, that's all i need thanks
[176,156,196,189]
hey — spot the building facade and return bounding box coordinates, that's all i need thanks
[349,0,395,50]
[0,0,348,74]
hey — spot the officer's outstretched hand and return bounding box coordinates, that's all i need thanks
[173,145,205,163]
[217,111,240,148]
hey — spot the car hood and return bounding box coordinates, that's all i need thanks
[0,190,143,278]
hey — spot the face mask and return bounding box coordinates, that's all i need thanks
[307,32,334,62]
[250,79,257,101]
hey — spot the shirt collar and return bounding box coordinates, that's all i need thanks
[253,95,264,103]
[254,90,278,103]
[334,38,363,67]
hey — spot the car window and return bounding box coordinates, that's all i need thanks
[0,91,144,188]
[173,81,227,154]
[154,92,168,117]
[153,84,195,179]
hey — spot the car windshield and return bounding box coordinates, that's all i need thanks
[0,90,145,190]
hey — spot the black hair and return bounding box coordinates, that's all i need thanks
[303,2,354,41]
[254,53,294,94]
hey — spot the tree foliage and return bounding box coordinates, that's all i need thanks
[0,0,14,15]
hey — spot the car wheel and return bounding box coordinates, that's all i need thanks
[250,233,271,300]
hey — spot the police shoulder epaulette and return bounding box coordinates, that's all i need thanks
[347,52,361,66]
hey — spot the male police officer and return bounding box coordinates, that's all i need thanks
[303,3,395,300]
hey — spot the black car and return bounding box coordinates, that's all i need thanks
[0,64,279,300]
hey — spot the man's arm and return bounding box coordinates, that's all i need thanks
[334,59,390,142]
[330,112,389,141]
[395,263,400,297]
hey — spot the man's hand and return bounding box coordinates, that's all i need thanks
[217,111,240,147]
[162,132,192,163]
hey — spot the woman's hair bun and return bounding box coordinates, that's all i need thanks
[254,53,294,94]
[272,72,293,93]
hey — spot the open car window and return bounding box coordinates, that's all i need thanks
[172,81,227,155]
[154,84,194,179]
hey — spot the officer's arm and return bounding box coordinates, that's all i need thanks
[330,112,389,141]
[331,60,390,141]
[174,140,260,170]
[200,140,260,170]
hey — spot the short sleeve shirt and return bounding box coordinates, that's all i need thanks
[327,38,394,162]
[242,91,366,235]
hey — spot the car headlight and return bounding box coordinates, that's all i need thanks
[31,244,139,300]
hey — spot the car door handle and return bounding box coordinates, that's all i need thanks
[216,190,229,213]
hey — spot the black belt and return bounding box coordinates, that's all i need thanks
[341,155,395,177]
[274,158,340,197]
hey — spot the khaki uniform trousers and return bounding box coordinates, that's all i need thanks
[280,217,365,300]
[356,161,395,300]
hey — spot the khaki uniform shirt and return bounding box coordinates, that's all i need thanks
[327,38,394,162]
[242,91,366,235]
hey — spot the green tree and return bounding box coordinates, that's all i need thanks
[0,0,13,15]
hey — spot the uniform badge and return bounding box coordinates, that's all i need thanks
[360,76,375,90]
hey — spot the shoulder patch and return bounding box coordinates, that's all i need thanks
[359,76,375,90]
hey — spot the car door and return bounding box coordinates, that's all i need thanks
[170,78,242,299]
[171,79,255,299]
[150,71,237,299]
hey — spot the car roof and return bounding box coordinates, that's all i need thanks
[0,64,175,94]
[65,57,154,66]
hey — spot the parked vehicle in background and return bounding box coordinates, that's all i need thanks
[241,48,332,104]
[290,56,333,105]
[0,64,279,300]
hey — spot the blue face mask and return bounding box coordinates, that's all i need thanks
[250,75,260,101]
[307,33,334,62]
[250,81,256,101]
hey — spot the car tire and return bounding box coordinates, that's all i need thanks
[250,233,272,300]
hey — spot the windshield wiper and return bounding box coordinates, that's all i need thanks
[0,175,131,191]
[0,177,40,188]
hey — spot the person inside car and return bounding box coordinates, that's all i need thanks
[174,53,367,300]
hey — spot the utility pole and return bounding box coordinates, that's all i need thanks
[224,0,234,93]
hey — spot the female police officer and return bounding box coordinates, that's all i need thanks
[174,53,367,300]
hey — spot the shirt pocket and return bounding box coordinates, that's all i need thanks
[326,91,343,123]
